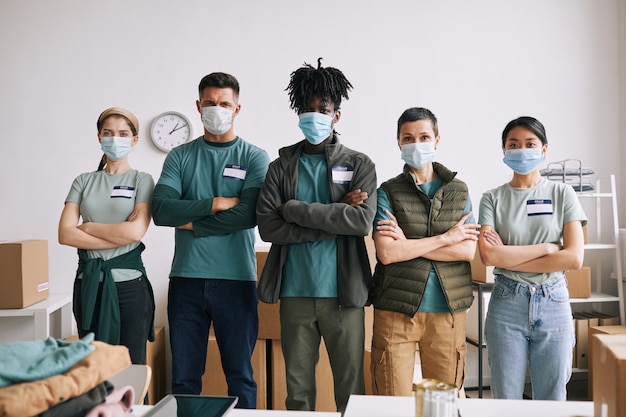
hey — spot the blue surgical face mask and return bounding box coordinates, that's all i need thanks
[401,142,436,169]
[100,136,132,161]
[502,148,544,174]
[202,106,233,135]
[298,112,334,145]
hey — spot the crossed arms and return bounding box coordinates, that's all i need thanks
[58,202,151,250]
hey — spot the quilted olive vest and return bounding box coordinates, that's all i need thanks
[371,163,474,316]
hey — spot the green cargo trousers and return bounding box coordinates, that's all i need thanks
[280,297,365,414]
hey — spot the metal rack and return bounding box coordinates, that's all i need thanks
[540,159,594,192]
[573,174,624,324]
[465,281,493,398]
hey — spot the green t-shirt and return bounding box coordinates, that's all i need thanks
[479,178,588,285]
[156,136,269,280]
[65,169,154,281]
[282,153,338,297]
[373,174,474,312]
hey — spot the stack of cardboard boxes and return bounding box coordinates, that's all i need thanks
[573,311,619,369]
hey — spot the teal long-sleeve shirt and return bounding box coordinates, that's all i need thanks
[152,136,269,280]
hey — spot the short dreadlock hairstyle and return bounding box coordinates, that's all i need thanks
[286,58,353,114]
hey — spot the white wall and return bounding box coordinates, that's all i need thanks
[0,0,623,388]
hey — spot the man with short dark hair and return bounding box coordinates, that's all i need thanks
[152,72,270,408]
[256,59,376,414]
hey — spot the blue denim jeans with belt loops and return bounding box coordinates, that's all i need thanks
[484,274,574,400]
[168,277,258,408]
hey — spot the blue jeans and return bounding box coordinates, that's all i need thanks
[484,274,574,400]
[168,278,258,408]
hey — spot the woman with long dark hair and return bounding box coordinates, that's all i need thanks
[479,116,587,400]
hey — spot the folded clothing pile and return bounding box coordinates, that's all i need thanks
[0,334,132,417]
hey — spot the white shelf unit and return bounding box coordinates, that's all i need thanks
[0,293,73,343]
[573,174,624,324]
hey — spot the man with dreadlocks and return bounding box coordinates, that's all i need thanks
[256,59,376,413]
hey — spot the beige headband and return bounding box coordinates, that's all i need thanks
[97,107,139,135]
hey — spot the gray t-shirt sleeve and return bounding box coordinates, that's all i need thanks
[65,173,88,205]
[562,182,588,227]
[135,171,155,204]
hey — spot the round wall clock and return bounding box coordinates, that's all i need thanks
[150,111,194,152]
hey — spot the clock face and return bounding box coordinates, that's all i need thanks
[150,112,194,152]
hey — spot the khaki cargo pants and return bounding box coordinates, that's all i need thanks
[370,309,467,396]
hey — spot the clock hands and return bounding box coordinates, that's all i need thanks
[169,122,188,134]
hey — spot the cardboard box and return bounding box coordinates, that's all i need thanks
[592,311,620,326]
[364,305,374,351]
[579,311,599,327]
[364,348,373,396]
[469,247,494,283]
[591,333,626,417]
[573,313,590,369]
[201,335,267,409]
[588,325,626,400]
[565,267,591,298]
[0,240,49,308]
[146,326,166,405]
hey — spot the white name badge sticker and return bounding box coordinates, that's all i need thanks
[111,186,135,199]
[332,165,354,184]
[527,199,553,216]
[223,164,247,181]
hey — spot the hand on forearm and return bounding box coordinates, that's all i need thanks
[341,189,368,207]
[191,188,260,237]
[440,212,479,245]
[212,197,240,214]
[127,208,139,222]
[177,222,194,230]
[375,210,406,240]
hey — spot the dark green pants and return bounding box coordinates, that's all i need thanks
[280,297,365,414]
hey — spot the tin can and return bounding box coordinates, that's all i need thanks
[413,379,439,417]
[413,379,457,417]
